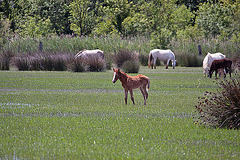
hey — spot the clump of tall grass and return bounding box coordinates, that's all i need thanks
[12,52,70,71]
[139,52,149,66]
[0,50,14,70]
[194,75,240,129]
[68,57,86,72]
[69,56,106,72]
[113,49,140,73]
[113,49,139,67]
[84,56,106,72]
[176,54,203,67]
[2,35,239,69]
[122,60,140,73]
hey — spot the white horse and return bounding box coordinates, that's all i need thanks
[75,49,104,59]
[203,52,226,77]
[148,49,176,69]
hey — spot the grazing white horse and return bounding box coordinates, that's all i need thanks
[203,52,226,77]
[148,49,176,69]
[75,49,104,59]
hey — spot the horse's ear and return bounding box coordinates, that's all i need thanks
[112,68,115,71]
[117,69,120,72]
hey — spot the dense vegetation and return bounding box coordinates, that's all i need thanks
[1,0,239,49]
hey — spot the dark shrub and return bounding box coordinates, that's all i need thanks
[29,55,42,71]
[51,54,68,71]
[0,50,14,70]
[12,52,69,71]
[13,54,30,71]
[40,54,54,71]
[84,55,106,72]
[122,60,140,73]
[194,75,240,129]
[113,49,139,68]
[68,57,86,72]
[104,53,113,70]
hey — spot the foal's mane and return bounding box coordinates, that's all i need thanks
[119,70,128,77]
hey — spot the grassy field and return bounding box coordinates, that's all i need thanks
[0,67,239,159]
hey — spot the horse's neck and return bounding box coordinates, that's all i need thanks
[119,72,128,84]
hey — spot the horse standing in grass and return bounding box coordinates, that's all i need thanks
[148,49,176,69]
[209,58,232,78]
[203,52,226,77]
[75,49,104,59]
[112,68,150,105]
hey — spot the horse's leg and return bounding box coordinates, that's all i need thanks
[228,67,231,77]
[143,86,148,105]
[140,88,145,99]
[129,89,135,105]
[166,59,170,69]
[223,68,226,78]
[151,60,153,69]
[153,58,157,69]
[140,88,146,105]
[124,89,128,105]
[215,69,218,79]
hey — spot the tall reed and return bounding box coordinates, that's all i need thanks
[2,35,239,68]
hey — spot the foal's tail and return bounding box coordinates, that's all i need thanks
[148,52,153,69]
[147,78,150,91]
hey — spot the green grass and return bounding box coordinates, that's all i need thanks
[0,67,239,159]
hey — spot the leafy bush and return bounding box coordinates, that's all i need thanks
[194,76,240,129]
[113,49,139,68]
[122,60,140,73]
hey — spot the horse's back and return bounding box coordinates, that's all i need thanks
[211,58,232,69]
[75,49,104,59]
[150,49,175,60]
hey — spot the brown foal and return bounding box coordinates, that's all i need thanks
[112,68,150,105]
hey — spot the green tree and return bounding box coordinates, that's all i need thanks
[196,2,234,38]
[69,0,95,36]
[93,0,133,36]
[16,15,55,38]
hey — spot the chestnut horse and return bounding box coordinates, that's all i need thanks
[209,58,232,78]
[112,68,150,105]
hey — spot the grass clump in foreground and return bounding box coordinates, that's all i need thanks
[195,75,240,129]
[0,67,239,159]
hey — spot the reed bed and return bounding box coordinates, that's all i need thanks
[1,36,239,70]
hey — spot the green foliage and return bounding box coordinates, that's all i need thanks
[195,76,240,129]
[0,18,12,45]
[16,15,55,38]
[0,0,239,42]
[196,2,234,38]
[151,28,173,49]
[69,0,95,36]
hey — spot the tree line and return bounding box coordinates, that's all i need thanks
[0,0,239,49]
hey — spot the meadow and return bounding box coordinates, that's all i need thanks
[0,67,239,159]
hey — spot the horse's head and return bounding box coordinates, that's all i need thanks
[172,60,176,69]
[112,68,120,83]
